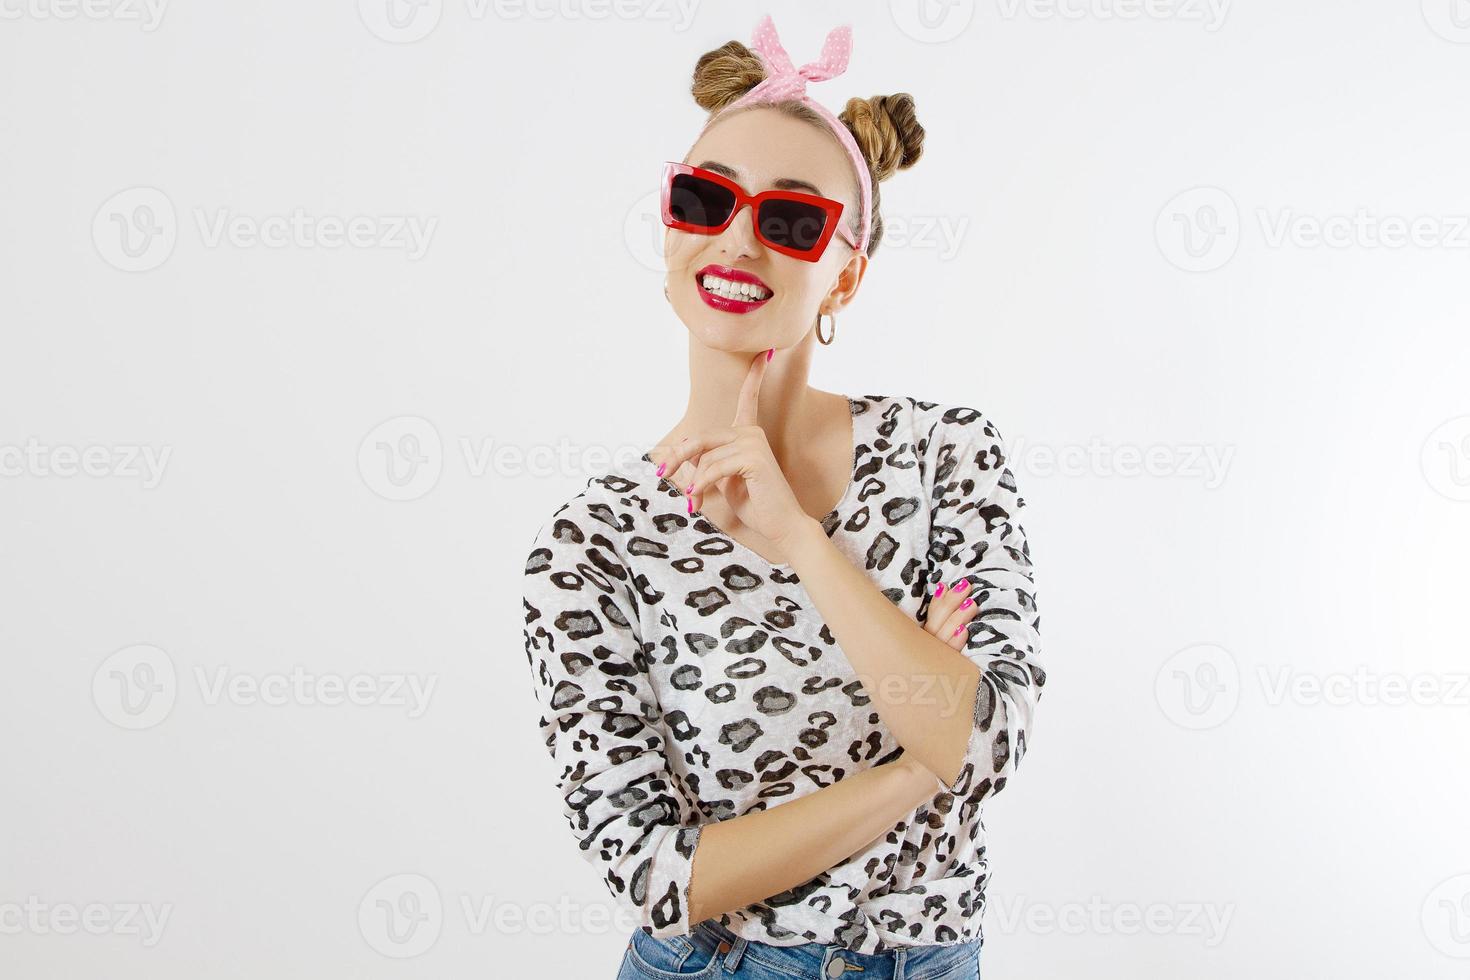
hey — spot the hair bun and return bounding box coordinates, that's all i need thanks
[691,41,766,114]
[841,93,925,182]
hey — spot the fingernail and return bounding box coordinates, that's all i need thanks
[960,597,973,609]
[954,579,969,592]
[687,497,693,513]
[934,583,945,597]
[686,483,695,494]
[953,625,964,636]
[656,461,666,477]
[766,347,774,362]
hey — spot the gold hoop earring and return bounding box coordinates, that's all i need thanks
[816,310,837,346]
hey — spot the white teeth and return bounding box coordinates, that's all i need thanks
[700,274,770,301]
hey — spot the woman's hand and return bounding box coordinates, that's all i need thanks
[925,575,981,650]
[646,349,812,548]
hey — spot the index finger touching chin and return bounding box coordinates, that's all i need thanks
[732,348,771,427]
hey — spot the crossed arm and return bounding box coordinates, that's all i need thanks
[690,430,1044,927]
[686,519,984,923]
[787,515,983,787]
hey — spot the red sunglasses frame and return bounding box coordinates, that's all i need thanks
[660,161,854,262]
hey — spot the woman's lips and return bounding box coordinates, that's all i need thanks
[694,271,773,314]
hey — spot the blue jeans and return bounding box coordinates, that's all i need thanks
[618,918,981,980]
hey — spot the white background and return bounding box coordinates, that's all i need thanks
[3,1,1469,977]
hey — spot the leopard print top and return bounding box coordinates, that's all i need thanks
[522,393,1043,955]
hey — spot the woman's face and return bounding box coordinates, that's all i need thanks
[665,107,865,353]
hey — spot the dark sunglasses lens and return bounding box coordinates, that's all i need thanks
[669,173,736,228]
[758,199,830,252]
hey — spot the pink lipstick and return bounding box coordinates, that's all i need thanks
[694,264,773,314]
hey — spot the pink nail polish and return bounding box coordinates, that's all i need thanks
[953,625,963,636]
[766,347,774,362]
[934,583,945,597]
[686,483,695,495]
[960,597,973,609]
[954,579,969,592]
[656,461,666,477]
[686,497,693,513]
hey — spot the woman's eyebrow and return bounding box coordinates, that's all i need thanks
[696,160,825,197]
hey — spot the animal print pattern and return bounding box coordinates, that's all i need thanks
[522,394,1043,955]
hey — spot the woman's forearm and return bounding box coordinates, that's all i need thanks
[780,516,982,788]
[686,757,939,925]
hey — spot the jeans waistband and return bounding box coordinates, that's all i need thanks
[689,918,980,980]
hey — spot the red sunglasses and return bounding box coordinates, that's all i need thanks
[660,161,854,262]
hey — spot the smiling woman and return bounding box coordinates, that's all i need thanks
[522,13,1040,980]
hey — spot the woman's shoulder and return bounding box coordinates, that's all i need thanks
[855,392,1011,454]
[522,454,660,566]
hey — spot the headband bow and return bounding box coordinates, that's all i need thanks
[697,14,873,255]
[727,15,854,108]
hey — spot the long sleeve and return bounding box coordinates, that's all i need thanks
[922,412,1045,802]
[522,505,705,937]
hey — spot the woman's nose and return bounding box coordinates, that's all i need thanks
[718,202,762,256]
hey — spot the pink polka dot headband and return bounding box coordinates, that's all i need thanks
[693,14,873,255]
